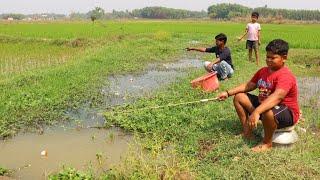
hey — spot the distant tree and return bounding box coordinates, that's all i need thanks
[208,3,251,19]
[109,9,133,18]
[87,7,105,22]
[132,6,207,19]
[207,3,320,21]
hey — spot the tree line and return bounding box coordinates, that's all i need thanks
[73,5,320,21]
[2,4,320,21]
[76,6,207,20]
[208,3,320,21]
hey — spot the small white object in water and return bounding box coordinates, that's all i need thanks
[41,150,48,157]
[130,78,133,82]
[114,92,120,96]
[190,40,199,44]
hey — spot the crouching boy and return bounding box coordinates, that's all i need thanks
[217,39,300,152]
[187,33,234,80]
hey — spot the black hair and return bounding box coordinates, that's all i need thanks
[251,12,259,18]
[266,39,289,56]
[215,33,227,44]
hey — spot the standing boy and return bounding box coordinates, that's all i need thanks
[187,33,234,80]
[217,39,300,152]
[238,12,261,65]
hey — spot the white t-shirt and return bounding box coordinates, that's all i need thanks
[246,22,261,41]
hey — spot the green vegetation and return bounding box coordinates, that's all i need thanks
[0,166,10,176]
[0,20,319,178]
[208,3,251,19]
[88,7,105,22]
[48,167,93,180]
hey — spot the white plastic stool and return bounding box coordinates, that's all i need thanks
[262,125,298,145]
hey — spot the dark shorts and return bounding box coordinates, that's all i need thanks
[246,93,294,129]
[246,40,259,50]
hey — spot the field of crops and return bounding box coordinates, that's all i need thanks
[0,20,319,178]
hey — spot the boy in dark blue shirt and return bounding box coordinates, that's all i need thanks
[187,33,234,80]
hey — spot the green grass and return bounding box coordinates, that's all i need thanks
[48,167,93,180]
[0,42,81,78]
[0,166,10,176]
[0,20,319,178]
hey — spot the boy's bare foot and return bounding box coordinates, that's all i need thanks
[251,143,272,152]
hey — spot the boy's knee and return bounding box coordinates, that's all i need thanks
[204,61,213,72]
[233,93,246,103]
[261,110,274,120]
[204,61,211,68]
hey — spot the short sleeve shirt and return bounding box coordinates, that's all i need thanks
[246,22,261,41]
[250,67,300,123]
[205,46,234,69]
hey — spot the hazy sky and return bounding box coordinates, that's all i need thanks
[1,0,319,14]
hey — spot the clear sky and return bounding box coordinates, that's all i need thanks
[1,0,319,14]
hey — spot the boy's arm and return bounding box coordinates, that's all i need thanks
[238,29,248,41]
[186,47,207,52]
[217,81,256,100]
[211,58,220,65]
[248,89,288,129]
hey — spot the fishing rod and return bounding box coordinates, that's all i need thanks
[104,97,219,116]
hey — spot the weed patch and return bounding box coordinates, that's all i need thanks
[49,167,93,180]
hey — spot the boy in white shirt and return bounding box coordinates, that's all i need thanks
[238,12,261,66]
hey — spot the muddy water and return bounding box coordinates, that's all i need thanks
[102,59,203,107]
[0,128,131,179]
[66,59,203,126]
[0,59,203,179]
